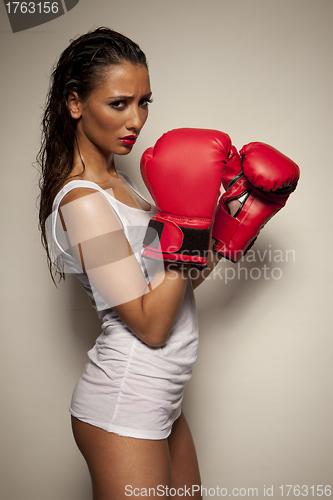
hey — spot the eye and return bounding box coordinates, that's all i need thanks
[139,97,154,108]
[109,100,127,110]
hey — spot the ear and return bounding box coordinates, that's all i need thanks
[67,91,82,119]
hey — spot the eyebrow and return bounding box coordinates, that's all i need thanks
[108,92,153,101]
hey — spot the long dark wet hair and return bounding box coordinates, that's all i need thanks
[37,27,148,283]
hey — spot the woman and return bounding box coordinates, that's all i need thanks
[38,27,223,499]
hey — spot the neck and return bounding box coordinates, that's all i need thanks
[70,138,118,182]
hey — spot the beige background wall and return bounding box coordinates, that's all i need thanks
[1,0,332,499]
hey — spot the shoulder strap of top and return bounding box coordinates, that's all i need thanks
[52,179,127,230]
[119,172,152,207]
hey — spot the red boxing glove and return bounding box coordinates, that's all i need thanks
[212,142,300,262]
[141,128,232,267]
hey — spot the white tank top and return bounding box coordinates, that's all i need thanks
[47,173,199,439]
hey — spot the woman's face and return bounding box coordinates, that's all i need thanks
[70,62,152,157]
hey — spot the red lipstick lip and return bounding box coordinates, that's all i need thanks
[119,135,137,146]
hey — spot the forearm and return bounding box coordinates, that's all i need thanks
[142,264,189,344]
[112,264,189,347]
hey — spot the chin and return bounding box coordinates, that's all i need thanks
[117,146,134,155]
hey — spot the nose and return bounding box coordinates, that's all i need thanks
[126,105,145,132]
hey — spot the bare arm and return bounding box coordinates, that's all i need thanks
[59,187,189,347]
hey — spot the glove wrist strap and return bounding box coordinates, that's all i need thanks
[143,218,211,264]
